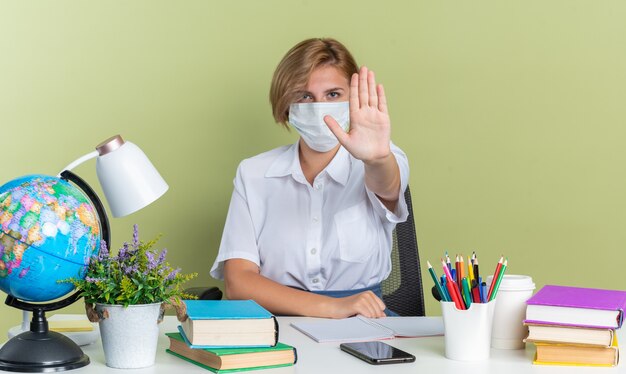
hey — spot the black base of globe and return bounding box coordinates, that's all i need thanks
[0,330,89,372]
[0,296,93,372]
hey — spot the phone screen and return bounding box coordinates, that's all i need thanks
[340,341,416,365]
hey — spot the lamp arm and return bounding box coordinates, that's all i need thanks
[57,151,99,177]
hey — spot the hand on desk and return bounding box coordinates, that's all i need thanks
[327,290,386,319]
[224,259,386,318]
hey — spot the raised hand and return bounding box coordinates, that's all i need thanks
[324,66,391,163]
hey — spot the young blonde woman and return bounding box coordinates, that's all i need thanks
[210,38,409,318]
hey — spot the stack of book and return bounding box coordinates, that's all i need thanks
[166,300,297,373]
[524,285,626,367]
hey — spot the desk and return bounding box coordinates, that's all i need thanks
[71,316,622,373]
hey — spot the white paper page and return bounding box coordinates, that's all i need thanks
[372,316,444,337]
[291,316,395,343]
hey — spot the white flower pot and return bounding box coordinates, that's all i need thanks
[95,302,163,369]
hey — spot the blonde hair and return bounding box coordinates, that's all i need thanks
[270,38,358,127]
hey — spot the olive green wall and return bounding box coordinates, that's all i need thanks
[1,1,625,340]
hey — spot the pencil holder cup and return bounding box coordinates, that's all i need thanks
[441,300,496,361]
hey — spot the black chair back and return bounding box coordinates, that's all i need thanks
[381,186,426,316]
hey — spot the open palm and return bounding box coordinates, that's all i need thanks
[324,66,391,163]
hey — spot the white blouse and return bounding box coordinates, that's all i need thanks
[210,142,410,291]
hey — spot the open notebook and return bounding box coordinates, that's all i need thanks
[291,316,444,343]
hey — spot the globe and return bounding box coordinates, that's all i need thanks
[0,174,102,302]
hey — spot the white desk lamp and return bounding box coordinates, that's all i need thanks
[65,134,168,218]
[7,134,168,346]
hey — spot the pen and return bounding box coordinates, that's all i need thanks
[428,261,449,302]
[489,258,507,301]
[486,256,503,301]
[471,279,481,303]
[473,256,480,282]
[440,275,451,301]
[481,281,487,303]
[477,276,484,302]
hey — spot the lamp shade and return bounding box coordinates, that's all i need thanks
[95,136,168,217]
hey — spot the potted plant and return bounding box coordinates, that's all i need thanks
[61,224,197,369]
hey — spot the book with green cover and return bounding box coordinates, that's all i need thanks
[165,332,296,372]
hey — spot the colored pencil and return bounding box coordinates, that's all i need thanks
[486,256,503,301]
[441,259,454,281]
[489,258,507,301]
[441,259,464,309]
[445,276,464,310]
[427,261,449,302]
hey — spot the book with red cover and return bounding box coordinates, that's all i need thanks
[525,285,626,329]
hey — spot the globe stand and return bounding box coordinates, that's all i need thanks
[0,294,89,372]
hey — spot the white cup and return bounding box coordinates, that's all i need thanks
[441,300,496,361]
[486,274,535,349]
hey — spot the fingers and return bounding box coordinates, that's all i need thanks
[370,292,387,318]
[368,70,378,108]
[324,115,349,144]
[350,66,382,110]
[331,291,386,318]
[372,292,387,313]
[349,72,359,112]
[354,291,386,318]
[377,84,388,114]
[358,67,369,108]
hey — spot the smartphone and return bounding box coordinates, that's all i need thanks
[339,341,416,365]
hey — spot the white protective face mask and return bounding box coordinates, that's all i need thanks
[288,102,350,152]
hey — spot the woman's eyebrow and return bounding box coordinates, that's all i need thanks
[324,87,345,93]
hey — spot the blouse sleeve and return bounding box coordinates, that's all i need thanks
[209,164,260,281]
[365,142,410,224]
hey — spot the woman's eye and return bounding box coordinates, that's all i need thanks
[328,92,340,99]
[296,94,313,103]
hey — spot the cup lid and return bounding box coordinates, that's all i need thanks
[486,274,535,291]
